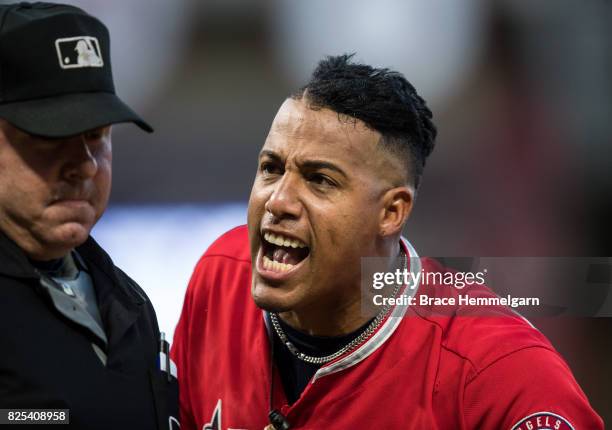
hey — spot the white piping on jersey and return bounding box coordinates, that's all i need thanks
[311,236,421,382]
[263,307,273,337]
[511,307,536,329]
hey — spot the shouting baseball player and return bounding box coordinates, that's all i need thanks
[172,54,603,429]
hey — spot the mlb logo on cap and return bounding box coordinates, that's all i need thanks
[56,36,104,69]
[0,2,153,137]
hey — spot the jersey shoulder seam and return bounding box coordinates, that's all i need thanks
[406,308,479,386]
[440,343,478,373]
[409,306,478,373]
[199,253,251,264]
[464,344,559,387]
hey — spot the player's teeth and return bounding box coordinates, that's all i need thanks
[280,262,294,272]
[263,232,307,249]
[263,255,296,272]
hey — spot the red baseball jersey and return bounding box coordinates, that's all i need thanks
[172,225,603,430]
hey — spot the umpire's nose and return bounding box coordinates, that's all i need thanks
[62,134,99,181]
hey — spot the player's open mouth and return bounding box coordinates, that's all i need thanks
[260,231,310,273]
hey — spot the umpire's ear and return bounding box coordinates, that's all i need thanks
[379,186,413,237]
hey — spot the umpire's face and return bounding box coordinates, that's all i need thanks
[248,98,410,324]
[0,120,112,260]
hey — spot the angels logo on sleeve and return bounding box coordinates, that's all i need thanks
[511,412,575,430]
[55,36,104,69]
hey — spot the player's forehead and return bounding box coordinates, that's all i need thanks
[263,98,381,166]
[270,98,374,139]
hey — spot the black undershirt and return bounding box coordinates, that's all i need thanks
[269,313,373,404]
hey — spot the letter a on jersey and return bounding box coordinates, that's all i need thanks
[203,399,222,430]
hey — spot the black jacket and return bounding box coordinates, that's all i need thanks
[0,232,178,429]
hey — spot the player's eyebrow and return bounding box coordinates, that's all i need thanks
[259,150,348,179]
[259,149,283,163]
[298,159,348,179]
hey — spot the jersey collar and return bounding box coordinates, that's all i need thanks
[312,236,421,381]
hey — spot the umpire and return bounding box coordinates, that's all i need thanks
[0,3,178,429]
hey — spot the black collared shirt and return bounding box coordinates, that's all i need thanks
[0,231,177,429]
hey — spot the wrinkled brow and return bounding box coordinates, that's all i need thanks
[259,150,347,179]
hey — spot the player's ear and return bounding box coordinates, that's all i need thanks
[379,186,413,237]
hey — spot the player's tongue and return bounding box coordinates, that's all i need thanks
[272,247,303,265]
[262,233,310,266]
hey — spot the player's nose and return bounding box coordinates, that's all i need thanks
[265,172,302,221]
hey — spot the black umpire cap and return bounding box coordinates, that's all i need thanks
[0,2,153,138]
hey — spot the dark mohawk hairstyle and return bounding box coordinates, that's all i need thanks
[293,54,437,189]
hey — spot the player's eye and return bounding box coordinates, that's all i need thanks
[306,172,336,188]
[260,161,283,176]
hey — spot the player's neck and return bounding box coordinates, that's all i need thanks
[278,242,403,337]
[278,294,375,337]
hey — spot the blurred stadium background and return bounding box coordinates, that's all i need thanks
[4,0,610,421]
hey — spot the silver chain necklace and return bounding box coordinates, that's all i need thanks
[269,249,407,365]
